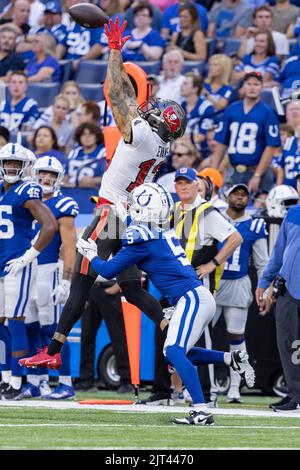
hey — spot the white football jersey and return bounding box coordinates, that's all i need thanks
[99,118,169,205]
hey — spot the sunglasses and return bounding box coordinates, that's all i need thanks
[173,152,189,157]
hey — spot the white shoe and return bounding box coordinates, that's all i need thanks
[227,386,243,404]
[173,409,214,426]
[230,350,255,388]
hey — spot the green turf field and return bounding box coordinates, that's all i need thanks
[0,392,299,450]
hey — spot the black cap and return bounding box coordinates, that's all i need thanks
[0,126,10,143]
[243,71,263,83]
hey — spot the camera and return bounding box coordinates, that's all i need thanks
[272,275,286,299]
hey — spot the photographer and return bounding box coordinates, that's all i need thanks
[255,173,300,412]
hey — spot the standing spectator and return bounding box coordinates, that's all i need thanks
[168,3,206,61]
[157,50,185,103]
[208,0,253,38]
[124,0,162,31]
[32,125,67,167]
[210,71,281,193]
[271,0,299,35]
[61,80,85,127]
[122,3,165,62]
[203,54,233,111]
[64,122,106,188]
[239,6,289,58]
[33,94,74,152]
[256,179,300,411]
[25,33,60,82]
[232,31,280,85]
[0,26,25,82]
[277,120,300,188]
[0,70,40,132]
[161,0,208,40]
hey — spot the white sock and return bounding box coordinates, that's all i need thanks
[1,371,11,383]
[39,374,49,383]
[193,403,210,413]
[10,376,22,390]
[27,375,41,387]
[229,341,246,389]
[59,376,72,387]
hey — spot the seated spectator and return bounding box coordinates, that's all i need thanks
[271,0,298,35]
[0,0,31,37]
[30,1,67,44]
[168,3,206,61]
[276,119,300,188]
[232,31,280,85]
[147,73,159,99]
[79,101,101,126]
[25,33,60,82]
[122,2,165,61]
[157,49,185,102]
[0,26,25,82]
[100,0,124,22]
[0,70,40,132]
[208,0,253,38]
[64,122,106,188]
[203,54,233,111]
[279,54,300,91]
[61,80,85,127]
[156,138,201,193]
[161,0,208,40]
[33,94,74,153]
[32,125,67,167]
[0,125,10,148]
[239,6,289,58]
[286,101,300,128]
[124,0,162,31]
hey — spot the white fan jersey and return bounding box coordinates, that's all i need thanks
[99,118,169,205]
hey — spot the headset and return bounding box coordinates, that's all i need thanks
[197,175,213,201]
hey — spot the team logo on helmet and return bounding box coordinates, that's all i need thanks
[137,189,153,207]
[162,106,180,133]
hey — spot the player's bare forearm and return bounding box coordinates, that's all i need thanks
[59,217,77,281]
[25,200,58,251]
[106,49,138,141]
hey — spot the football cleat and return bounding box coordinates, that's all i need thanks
[39,380,52,396]
[44,384,75,400]
[19,347,62,370]
[1,385,23,400]
[136,393,175,406]
[173,409,214,426]
[227,386,243,404]
[21,383,41,398]
[273,399,300,412]
[0,381,10,395]
[229,350,255,388]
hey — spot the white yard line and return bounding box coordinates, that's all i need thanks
[0,423,300,429]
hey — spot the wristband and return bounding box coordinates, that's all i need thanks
[212,257,220,267]
[25,246,41,263]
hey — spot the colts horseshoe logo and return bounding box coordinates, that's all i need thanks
[137,190,153,207]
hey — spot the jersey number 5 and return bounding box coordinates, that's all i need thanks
[0,206,14,239]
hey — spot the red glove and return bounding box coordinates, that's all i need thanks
[104,18,131,51]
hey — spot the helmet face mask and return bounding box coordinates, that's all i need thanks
[266,185,300,218]
[0,143,31,184]
[137,98,187,142]
[129,183,174,225]
[32,156,64,194]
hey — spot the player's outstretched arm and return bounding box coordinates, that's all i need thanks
[104,18,138,142]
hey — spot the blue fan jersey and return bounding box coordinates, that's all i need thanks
[234,54,280,79]
[0,180,43,276]
[181,97,215,137]
[203,83,233,104]
[34,24,68,44]
[221,216,268,280]
[215,100,281,166]
[60,22,101,60]
[66,144,106,186]
[280,55,300,89]
[91,223,201,306]
[34,192,79,265]
[279,136,300,189]
[0,97,40,132]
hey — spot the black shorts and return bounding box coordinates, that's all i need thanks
[75,204,141,282]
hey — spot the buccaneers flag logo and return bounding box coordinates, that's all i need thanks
[162,106,180,132]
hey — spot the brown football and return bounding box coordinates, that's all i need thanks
[68,3,109,29]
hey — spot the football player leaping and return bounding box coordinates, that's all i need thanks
[21,18,187,369]
[76,183,255,426]
[0,144,57,400]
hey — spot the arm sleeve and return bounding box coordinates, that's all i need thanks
[252,238,269,279]
[90,244,147,279]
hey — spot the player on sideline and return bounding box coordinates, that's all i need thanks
[76,183,255,425]
[20,18,187,369]
[22,156,79,399]
[0,144,57,400]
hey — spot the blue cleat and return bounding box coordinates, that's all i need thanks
[44,384,75,400]
[21,383,41,398]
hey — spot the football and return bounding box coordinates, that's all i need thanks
[68,3,109,29]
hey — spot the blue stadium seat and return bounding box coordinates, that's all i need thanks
[206,38,216,58]
[27,83,61,108]
[75,61,108,84]
[79,84,104,102]
[59,60,72,82]
[260,89,276,110]
[182,61,205,75]
[135,61,161,75]
[221,38,242,56]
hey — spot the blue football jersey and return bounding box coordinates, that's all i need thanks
[181,97,215,137]
[215,100,281,166]
[90,223,201,305]
[0,180,43,276]
[35,191,79,265]
[203,83,233,104]
[34,24,68,43]
[279,136,300,189]
[220,216,268,280]
[234,54,280,79]
[66,144,106,186]
[60,22,102,60]
[0,97,40,132]
[280,55,300,89]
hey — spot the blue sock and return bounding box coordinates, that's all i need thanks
[187,347,225,365]
[8,319,28,377]
[41,324,56,346]
[60,340,71,377]
[165,344,204,404]
[0,323,11,372]
[25,321,42,378]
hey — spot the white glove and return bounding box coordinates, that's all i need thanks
[52,279,71,305]
[5,247,40,276]
[76,238,98,262]
[163,306,175,321]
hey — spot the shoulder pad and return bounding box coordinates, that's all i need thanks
[55,196,79,217]
[123,224,156,245]
[250,218,268,237]
[14,181,42,200]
